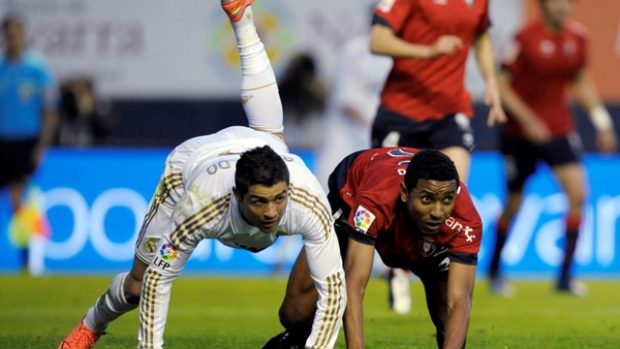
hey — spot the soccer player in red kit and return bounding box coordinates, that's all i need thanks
[488,0,616,296]
[368,0,505,311]
[264,148,481,349]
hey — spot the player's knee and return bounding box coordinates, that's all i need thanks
[278,302,314,329]
[123,274,142,304]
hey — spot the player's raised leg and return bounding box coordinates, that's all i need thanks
[223,0,283,137]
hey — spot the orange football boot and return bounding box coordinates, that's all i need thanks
[57,319,101,349]
[222,0,255,22]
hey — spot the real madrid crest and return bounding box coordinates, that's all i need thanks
[144,238,159,254]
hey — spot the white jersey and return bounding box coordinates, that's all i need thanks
[136,126,345,349]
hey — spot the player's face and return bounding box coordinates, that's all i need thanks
[237,181,289,233]
[400,179,458,236]
[2,20,26,50]
[541,0,574,28]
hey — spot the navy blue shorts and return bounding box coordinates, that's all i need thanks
[0,138,38,188]
[500,133,582,192]
[371,106,474,151]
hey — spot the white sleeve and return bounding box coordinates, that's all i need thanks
[137,192,205,349]
[136,235,193,349]
[298,206,346,349]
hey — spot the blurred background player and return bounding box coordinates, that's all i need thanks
[315,33,392,188]
[265,148,482,349]
[368,0,505,314]
[279,52,327,151]
[487,0,617,296]
[56,1,346,348]
[0,14,58,273]
[56,75,115,147]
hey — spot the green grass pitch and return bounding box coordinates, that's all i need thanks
[1,275,619,348]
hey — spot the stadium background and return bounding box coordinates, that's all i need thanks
[0,0,619,278]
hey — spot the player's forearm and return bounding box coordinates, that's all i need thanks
[306,270,346,349]
[343,287,365,349]
[497,72,539,125]
[443,297,471,349]
[474,32,498,85]
[572,69,601,112]
[137,267,175,349]
[370,25,434,59]
[572,70,613,131]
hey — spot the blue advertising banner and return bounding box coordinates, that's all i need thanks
[0,149,618,277]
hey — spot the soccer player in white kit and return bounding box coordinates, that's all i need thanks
[56,1,346,349]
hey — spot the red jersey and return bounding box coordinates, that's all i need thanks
[501,19,587,137]
[373,0,490,121]
[338,147,482,271]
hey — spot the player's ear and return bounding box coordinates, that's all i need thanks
[400,182,409,203]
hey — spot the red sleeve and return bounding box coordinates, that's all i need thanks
[373,0,414,33]
[475,0,491,34]
[446,184,483,256]
[347,190,389,239]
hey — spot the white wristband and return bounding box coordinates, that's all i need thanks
[590,106,613,131]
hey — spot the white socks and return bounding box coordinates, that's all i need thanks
[227,5,283,133]
[83,272,139,333]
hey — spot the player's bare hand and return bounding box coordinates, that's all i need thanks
[521,117,551,143]
[596,129,617,153]
[484,79,507,127]
[429,35,463,58]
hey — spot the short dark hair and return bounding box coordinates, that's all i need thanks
[235,145,290,196]
[2,13,24,32]
[404,149,459,190]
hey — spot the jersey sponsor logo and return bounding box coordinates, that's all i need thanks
[377,0,396,12]
[464,226,476,243]
[353,205,376,234]
[444,216,476,243]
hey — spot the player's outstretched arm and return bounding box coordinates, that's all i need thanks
[342,238,375,349]
[302,226,347,349]
[497,70,551,143]
[572,68,617,153]
[136,233,193,349]
[443,262,476,349]
[473,31,506,127]
[370,24,462,59]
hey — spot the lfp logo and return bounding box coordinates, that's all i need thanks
[160,243,178,261]
[354,205,376,234]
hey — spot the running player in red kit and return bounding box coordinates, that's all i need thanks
[488,0,616,296]
[368,0,505,311]
[265,148,482,349]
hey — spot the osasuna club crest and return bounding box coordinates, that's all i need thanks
[423,241,436,256]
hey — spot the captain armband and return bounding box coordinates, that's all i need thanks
[590,106,613,131]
